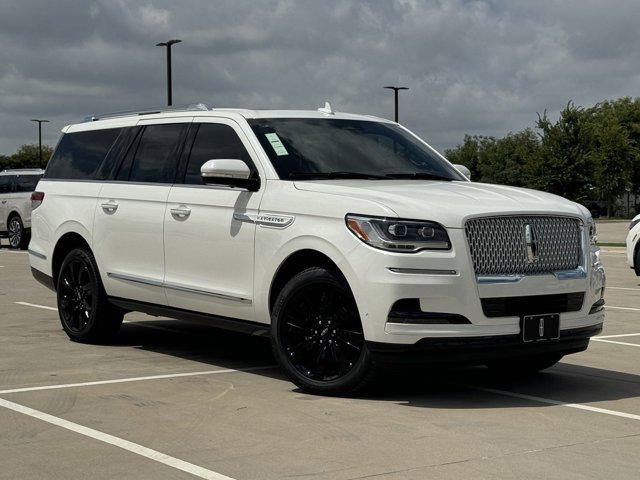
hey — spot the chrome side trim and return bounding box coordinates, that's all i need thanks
[27,249,47,260]
[233,212,294,229]
[163,281,252,304]
[107,272,251,304]
[388,267,457,275]
[476,275,524,284]
[107,272,163,287]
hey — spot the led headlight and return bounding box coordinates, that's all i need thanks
[587,219,598,245]
[630,217,640,231]
[345,215,450,252]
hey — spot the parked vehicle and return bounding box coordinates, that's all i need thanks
[29,104,606,395]
[0,168,44,249]
[627,214,640,275]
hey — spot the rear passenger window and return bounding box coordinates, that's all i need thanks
[127,124,187,184]
[16,175,42,192]
[184,123,252,185]
[0,176,12,194]
[45,129,122,180]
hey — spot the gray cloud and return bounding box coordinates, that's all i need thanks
[1,0,639,154]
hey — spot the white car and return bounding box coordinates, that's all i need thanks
[0,168,44,249]
[627,214,640,275]
[28,104,606,395]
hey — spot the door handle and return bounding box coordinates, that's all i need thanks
[170,206,191,219]
[101,201,118,213]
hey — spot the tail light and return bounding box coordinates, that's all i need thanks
[31,191,44,209]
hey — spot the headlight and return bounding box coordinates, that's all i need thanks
[345,214,451,252]
[630,218,640,231]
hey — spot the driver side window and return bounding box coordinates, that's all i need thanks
[184,123,253,185]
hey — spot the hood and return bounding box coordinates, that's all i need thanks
[293,180,585,228]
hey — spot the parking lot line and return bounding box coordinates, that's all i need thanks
[607,306,640,312]
[591,338,640,348]
[597,333,640,339]
[0,397,236,480]
[15,301,57,311]
[607,287,640,291]
[0,365,276,395]
[473,386,640,422]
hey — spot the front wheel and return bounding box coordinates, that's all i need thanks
[487,354,563,376]
[634,246,640,276]
[271,267,377,396]
[57,248,123,343]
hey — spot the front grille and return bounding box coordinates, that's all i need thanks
[481,292,585,317]
[465,216,582,275]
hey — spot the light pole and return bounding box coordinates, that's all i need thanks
[30,119,49,163]
[156,39,182,106]
[383,86,409,123]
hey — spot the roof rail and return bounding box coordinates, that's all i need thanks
[82,102,213,122]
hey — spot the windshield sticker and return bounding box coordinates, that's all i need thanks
[265,133,289,156]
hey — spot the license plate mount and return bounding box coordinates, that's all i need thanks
[521,314,560,343]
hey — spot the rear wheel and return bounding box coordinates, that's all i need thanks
[271,267,376,396]
[634,245,640,276]
[57,248,123,343]
[8,215,28,250]
[487,354,563,376]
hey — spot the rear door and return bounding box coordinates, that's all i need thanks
[93,118,191,305]
[163,118,264,320]
[0,175,13,231]
[14,174,42,227]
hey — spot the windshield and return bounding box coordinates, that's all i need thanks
[248,118,464,181]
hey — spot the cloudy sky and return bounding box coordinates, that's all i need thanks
[1,0,639,155]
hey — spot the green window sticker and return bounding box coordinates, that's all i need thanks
[265,133,289,156]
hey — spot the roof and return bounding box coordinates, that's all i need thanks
[0,168,45,176]
[65,105,393,133]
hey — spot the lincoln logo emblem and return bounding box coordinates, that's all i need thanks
[524,224,539,263]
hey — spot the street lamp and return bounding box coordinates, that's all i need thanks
[156,39,182,106]
[383,86,409,123]
[30,119,50,163]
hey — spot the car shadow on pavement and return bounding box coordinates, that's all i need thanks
[114,319,640,408]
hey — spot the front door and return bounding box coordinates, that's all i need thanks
[93,119,191,305]
[163,118,264,321]
[0,175,12,231]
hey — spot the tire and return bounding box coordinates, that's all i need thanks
[487,354,563,376]
[635,245,640,277]
[56,248,123,343]
[271,267,377,396]
[8,215,29,250]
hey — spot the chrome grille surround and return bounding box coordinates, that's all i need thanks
[465,215,583,276]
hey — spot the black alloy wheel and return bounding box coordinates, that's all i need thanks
[272,267,376,395]
[57,248,123,342]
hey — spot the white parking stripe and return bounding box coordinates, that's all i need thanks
[0,397,236,480]
[606,306,640,312]
[474,387,640,422]
[607,286,640,292]
[0,366,276,395]
[592,338,640,348]
[15,301,57,311]
[597,333,640,339]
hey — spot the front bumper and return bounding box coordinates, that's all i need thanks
[367,323,602,365]
[346,228,605,345]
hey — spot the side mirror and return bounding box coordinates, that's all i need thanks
[201,159,260,191]
[453,164,471,180]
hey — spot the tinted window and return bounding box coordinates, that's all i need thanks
[128,124,187,184]
[16,174,42,192]
[248,118,463,181]
[184,124,252,185]
[45,129,122,180]
[0,175,12,194]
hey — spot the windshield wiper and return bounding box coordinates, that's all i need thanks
[288,171,388,180]
[384,172,454,181]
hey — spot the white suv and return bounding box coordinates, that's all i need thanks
[627,214,640,275]
[29,105,606,395]
[0,168,44,249]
